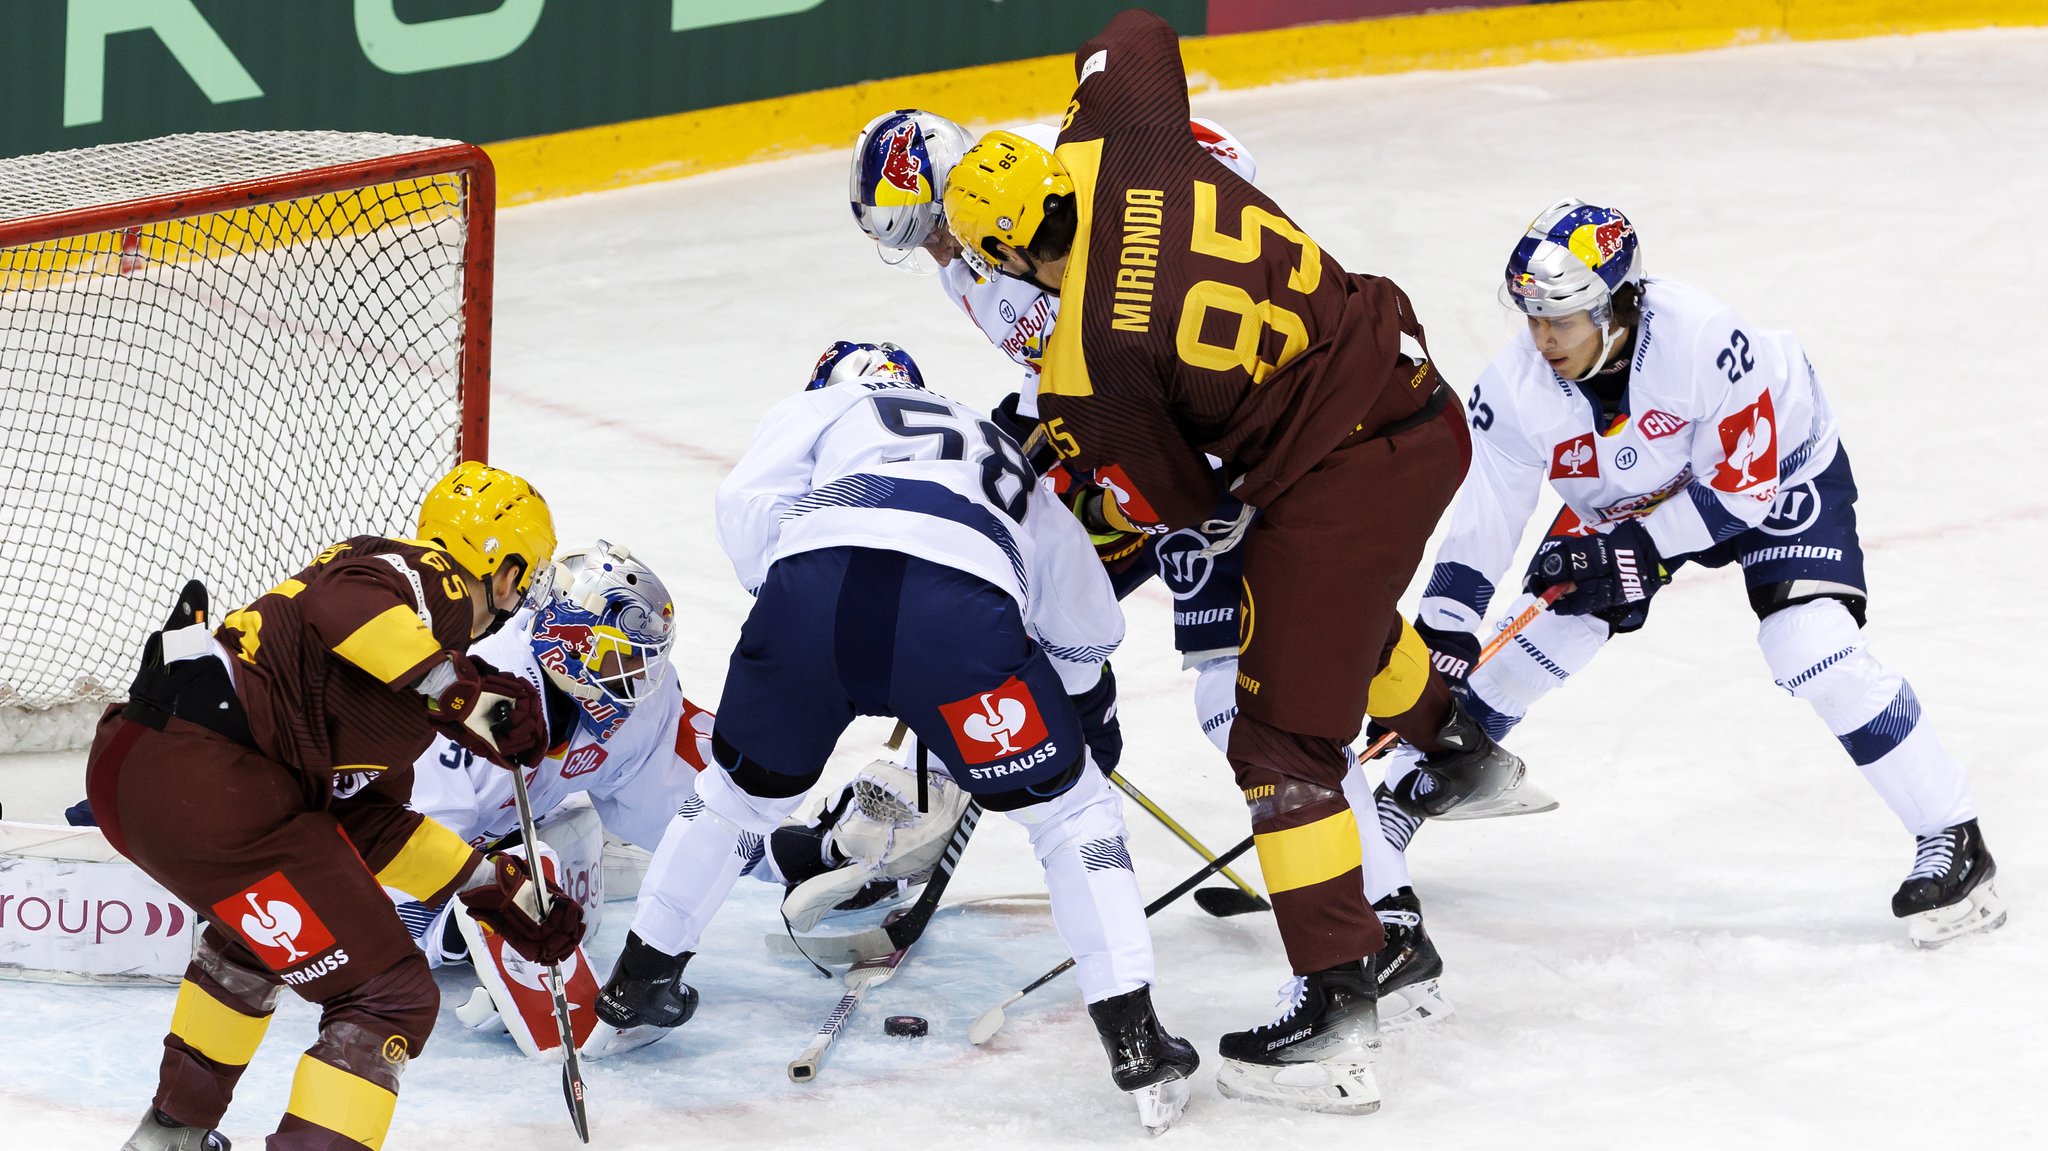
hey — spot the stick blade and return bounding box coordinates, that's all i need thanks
[1192,886,1271,917]
[562,1062,590,1143]
[968,1004,1007,1046]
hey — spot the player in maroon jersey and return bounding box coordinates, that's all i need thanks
[942,8,1527,1114]
[88,462,583,1151]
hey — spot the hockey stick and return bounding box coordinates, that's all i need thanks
[969,833,1256,1045]
[787,800,982,1080]
[1108,770,1270,918]
[497,720,591,1144]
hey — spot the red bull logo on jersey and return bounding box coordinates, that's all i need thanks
[214,872,336,973]
[1710,391,1779,494]
[1549,433,1600,479]
[939,677,1051,765]
[1567,216,1634,269]
[871,122,931,208]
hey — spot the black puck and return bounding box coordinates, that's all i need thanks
[883,1014,928,1038]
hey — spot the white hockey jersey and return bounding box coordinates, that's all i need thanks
[716,373,1124,692]
[407,605,718,853]
[1420,278,1841,632]
[936,118,1256,415]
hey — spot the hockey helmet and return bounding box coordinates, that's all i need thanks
[849,110,976,267]
[531,541,675,719]
[942,130,1074,280]
[804,340,925,392]
[1500,199,1644,380]
[417,461,556,593]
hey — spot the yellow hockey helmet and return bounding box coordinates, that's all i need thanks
[417,461,557,592]
[942,130,1074,279]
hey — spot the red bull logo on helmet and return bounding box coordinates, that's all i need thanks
[1566,215,1634,270]
[871,122,931,209]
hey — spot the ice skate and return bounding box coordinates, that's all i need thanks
[1394,698,1527,818]
[1373,888,1453,1030]
[1087,985,1198,1135]
[1893,820,2006,948]
[120,1108,229,1151]
[1216,960,1381,1115]
[580,932,698,1059]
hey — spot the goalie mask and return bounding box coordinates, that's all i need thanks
[531,541,675,738]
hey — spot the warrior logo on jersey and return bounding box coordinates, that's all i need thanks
[1637,409,1690,440]
[214,872,336,971]
[1711,391,1778,494]
[1760,480,1823,537]
[939,678,1050,764]
[1549,433,1600,479]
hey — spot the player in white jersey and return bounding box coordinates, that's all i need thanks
[584,342,1197,1132]
[1370,201,2002,965]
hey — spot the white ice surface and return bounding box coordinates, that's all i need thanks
[4,28,2045,1149]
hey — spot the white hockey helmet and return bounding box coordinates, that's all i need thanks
[530,541,675,716]
[848,109,975,268]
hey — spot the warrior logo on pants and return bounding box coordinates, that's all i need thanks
[212,872,335,969]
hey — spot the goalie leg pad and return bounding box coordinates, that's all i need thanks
[1006,767,1154,1001]
[453,853,600,1059]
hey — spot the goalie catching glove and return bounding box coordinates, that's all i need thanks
[421,651,550,768]
[458,852,585,966]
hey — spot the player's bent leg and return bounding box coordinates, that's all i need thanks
[132,926,281,1147]
[1339,754,1453,1031]
[1757,596,2002,944]
[273,953,437,1151]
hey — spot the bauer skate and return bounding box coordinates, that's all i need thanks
[1373,887,1453,1030]
[1392,698,1529,818]
[1893,819,2006,948]
[580,932,698,1059]
[1216,959,1381,1115]
[120,1108,229,1151]
[1087,985,1199,1135]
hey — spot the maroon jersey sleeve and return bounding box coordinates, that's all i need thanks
[1064,9,1190,143]
[297,542,474,691]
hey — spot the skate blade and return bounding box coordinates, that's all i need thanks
[1432,778,1559,821]
[577,1018,672,1061]
[1132,1076,1192,1135]
[1215,1056,1381,1115]
[1379,978,1454,1032]
[1907,878,2008,949]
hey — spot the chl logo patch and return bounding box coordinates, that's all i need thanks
[1710,391,1778,494]
[1637,409,1690,440]
[213,872,336,971]
[1549,432,1599,479]
[939,678,1050,764]
[560,743,607,779]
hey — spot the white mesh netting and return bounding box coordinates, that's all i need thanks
[1,131,482,750]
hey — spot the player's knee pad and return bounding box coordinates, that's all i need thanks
[1751,580,1867,626]
[1003,764,1127,864]
[316,953,438,1081]
[1225,714,1349,831]
[1192,656,1238,755]
[1758,597,1897,724]
[711,729,820,800]
[695,756,812,834]
[191,925,284,1016]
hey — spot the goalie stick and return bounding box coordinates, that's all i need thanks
[787,799,981,1081]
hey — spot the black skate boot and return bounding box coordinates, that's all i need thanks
[1393,697,1527,818]
[1216,959,1381,1115]
[1087,985,1199,1134]
[1373,887,1452,1030]
[581,932,698,1059]
[121,1108,229,1151]
[1892,820,2006,948]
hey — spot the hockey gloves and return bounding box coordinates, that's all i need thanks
[459,852,585,966]
[425,652,550,769]
[1524,521,1670,633]
[1414,619,1481,691]
[1071,662,1123,775]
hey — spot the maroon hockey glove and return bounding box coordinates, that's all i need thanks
[424,653,549,769]
[459,853,584,966]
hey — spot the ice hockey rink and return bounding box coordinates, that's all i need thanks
[3,25,2044,1150]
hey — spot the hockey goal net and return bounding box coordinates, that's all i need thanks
[0,131,493,752]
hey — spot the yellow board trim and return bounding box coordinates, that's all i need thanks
[1366,618,1434,720]
[168,979,272,1067]
[481,0,2048,207]
[331,603,441,687]
[286,1055,398,1151]
[1254,809,1365,895]
[374,817,477,902]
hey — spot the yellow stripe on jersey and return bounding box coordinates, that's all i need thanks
[168,979,272,1066]
[1040,137,1103,400]
[374,817,478,902]
[286,1055,398,1151]
[1253,809,1363,894]
[331,604,442,686]
[1365,618,1435,720]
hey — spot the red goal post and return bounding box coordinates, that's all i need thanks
[0,132,495,752]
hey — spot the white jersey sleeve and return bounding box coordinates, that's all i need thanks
[1418,352,1551,632]
[715,385,872,594]
[1019,482,1125,693]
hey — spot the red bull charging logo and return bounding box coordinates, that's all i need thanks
[1567,216,1634,270]
[872,123,930,208]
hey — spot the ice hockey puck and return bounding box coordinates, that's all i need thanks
[883,1014,928,1038]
